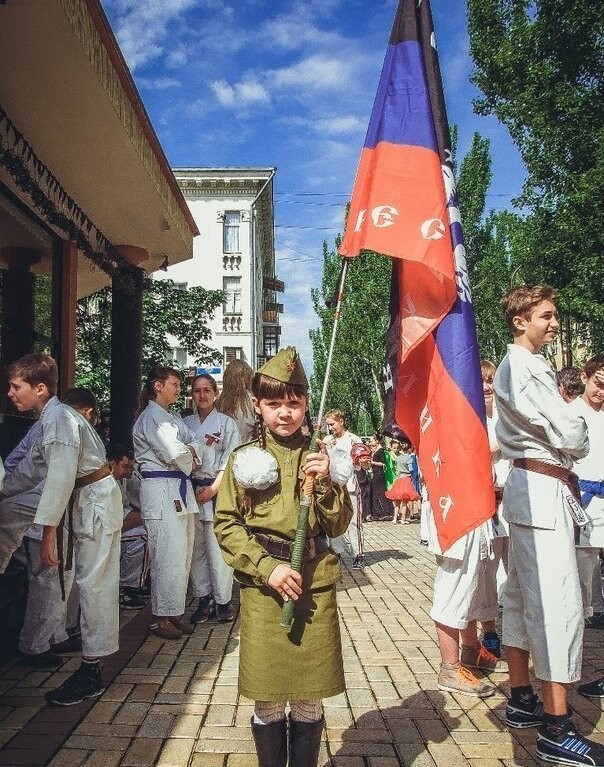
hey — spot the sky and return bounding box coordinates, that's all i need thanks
[101,0,526,375]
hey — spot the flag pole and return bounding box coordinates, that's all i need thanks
[279,255,350,629]
[316,256,350,426]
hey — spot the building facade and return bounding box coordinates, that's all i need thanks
[166,168,283,384]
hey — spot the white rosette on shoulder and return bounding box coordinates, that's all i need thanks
[233,446,279,490]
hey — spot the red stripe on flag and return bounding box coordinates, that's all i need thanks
[394,319,495,551]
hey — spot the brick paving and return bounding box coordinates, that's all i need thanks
[0,520,602,767]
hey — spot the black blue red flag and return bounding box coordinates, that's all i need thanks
[339,0,494,551]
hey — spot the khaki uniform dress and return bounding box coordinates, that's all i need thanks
[214,429,353,701]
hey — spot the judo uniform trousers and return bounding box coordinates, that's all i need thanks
[569,397,604,617]
[329,430,364,558]
[133,401,203,617]
[486,408,510,603]
[183,409,240,605]
[494,344,589,683]
[2,421,73,654]
[119,472,149,590]
[23,398,123,658]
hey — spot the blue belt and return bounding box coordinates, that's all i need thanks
[141,470,190,504]
[579,479,604,509]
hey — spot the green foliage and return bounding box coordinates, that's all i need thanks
[75,278,223,404]
[309,240,391,434]
[467,0,604,354]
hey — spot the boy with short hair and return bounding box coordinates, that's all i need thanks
[494,286,604,766]
[556,366,585,403]
[2,358,122,705]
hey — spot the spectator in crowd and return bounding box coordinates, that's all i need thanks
[385,441,420,524]
[324,409,366,570]
[184,373,240,624]
[367,434,394,521]
[216,359,256,443]
[556,366,585,403]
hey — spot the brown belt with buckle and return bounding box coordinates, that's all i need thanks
[512,458,581,502]
[253,530,329,562]
[57,463,113,600]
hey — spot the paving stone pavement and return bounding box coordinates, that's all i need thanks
[1,520,602,766]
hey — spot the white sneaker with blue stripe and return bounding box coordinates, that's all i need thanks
[537,723,604,766]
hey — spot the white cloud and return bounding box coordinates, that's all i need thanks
[314,115,366,135]
[209,77,270,108]
[166,48,188,68]
[270,54,352,90]
[103,0,198,71]
[137,76,181,90]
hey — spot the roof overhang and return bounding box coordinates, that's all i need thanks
[0,0,199,296]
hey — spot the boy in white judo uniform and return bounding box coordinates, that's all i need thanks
[183,374,240,624]
[494,286,604,766]
[2,420,76,668]
[4,359,123,705]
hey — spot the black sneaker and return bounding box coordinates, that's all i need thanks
[50,635,82,653]
[578,677,604,700]
[505,694,544,729]
[585,612,604,630]
[482,631,502,658]
[352,556,366,570]
[191,596,216,624]
[18,650,64,669]
[45,663,105,706]
[119,590,147,610]
[537,722,604,766]
[216,601,235,622]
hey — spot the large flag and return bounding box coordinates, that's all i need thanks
[339,0,494,551]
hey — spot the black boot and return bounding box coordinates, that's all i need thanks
[288,716,323,767]
[251,717,287,767]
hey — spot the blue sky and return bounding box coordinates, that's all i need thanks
[101,0,526,374]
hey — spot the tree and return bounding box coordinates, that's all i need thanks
[309,240,391,434]
[467,0,604,354]
[76,278,223,404]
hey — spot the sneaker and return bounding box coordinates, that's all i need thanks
[191,596,216,624]
[45,662,104,706]
[482,631,502,658]
[460,643,508,673]
[420,539,428,546]
[437,664,495,698]
[537,722,604,766]
[216,602,235,622]
[505,693,544,728]
[169,616,195,634]
[352,556,366,570]
[119,590,147,610]
[149,617,182,640]
[50,635,82,653]
[18,650,64,669]
[578,677,604,699]
[585,612,604,630]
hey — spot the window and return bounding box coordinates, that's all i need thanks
[223,211,240,253]
[223,276,242,315]
[223,347,243,365]
[172,347,187,367]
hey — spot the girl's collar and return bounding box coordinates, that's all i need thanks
[265,428,307,449]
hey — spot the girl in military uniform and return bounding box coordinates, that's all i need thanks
[214,347,352,767]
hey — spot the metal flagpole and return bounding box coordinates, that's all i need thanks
[316,257,350,426]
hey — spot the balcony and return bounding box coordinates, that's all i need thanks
[263,309,279,324]
[263,301,283,314]
[263,275,284,292]
[223,254,241,271]
[223,315,242,332]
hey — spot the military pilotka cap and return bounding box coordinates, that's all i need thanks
[258,346,308,388]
